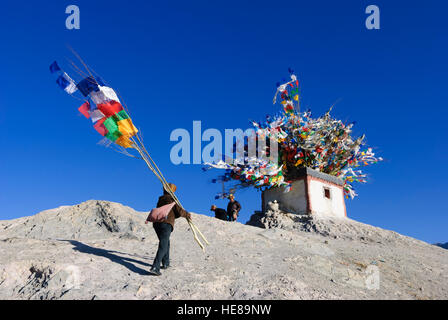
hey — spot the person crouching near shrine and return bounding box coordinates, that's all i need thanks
[145,183,191,276]
[210,205,228,221]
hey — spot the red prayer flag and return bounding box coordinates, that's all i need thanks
[97,100,124,118]
[78,101,90,119]
[94,118,107,136]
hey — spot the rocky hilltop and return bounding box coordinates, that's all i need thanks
[0,200,447,300]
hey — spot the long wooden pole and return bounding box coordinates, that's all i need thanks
[131,138,209,251]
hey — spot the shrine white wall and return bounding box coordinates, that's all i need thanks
[262,179,307,214]
[262,175,346,218]
[307,178,346,218]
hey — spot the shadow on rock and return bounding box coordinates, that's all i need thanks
[60,240,152,276]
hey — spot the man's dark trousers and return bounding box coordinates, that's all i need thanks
[152,222,172,271]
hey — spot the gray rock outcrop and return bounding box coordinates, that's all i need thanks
[1,200,447,300]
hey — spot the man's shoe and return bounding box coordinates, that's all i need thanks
[148,268,161,276]
[161,264,170,270]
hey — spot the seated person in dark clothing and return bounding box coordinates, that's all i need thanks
[210,205,228,221]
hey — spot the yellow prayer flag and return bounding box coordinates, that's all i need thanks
[118,118,138,137]
[115,135,134,148]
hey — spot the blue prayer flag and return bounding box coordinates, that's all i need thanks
[76,76,100,97]
[96,77,106,86]
[56,74,70,90]
[49,61,61,74]
[56,73,77,94]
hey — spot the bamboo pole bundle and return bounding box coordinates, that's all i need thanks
[130,137,209,251]
[61,47,209,252]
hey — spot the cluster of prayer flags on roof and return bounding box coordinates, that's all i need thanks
[205,72,382,200]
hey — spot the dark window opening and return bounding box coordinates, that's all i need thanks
[324,188,331,199]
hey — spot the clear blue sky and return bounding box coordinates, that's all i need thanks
[0,1,446,244]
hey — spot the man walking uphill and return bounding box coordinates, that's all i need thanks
[145,183,191,276]
[227,194,241,222]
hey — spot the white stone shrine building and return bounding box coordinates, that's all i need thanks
[262,167,347,218]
